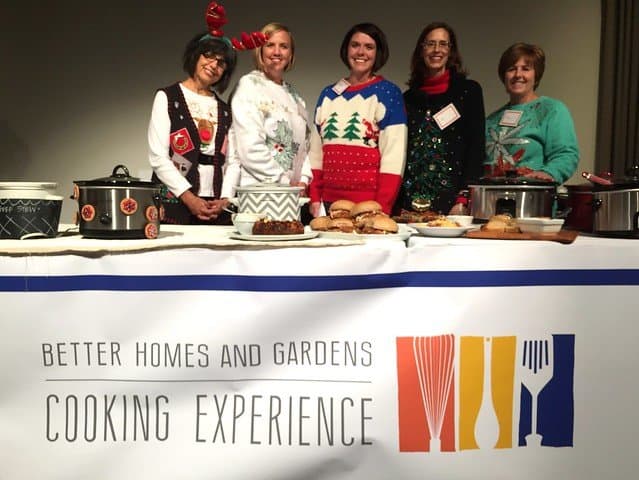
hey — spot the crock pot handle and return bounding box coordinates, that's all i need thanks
[634,212,639,233]
[298,197,310,206]
[592,198,603,212]
[227,197,239,206]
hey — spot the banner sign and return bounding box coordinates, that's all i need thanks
[1,246,638,479]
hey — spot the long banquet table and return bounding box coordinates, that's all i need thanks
[1,225,638,480]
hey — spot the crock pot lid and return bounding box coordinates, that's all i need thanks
[593,165,639,190]
[472,175,557,186]
[75,164,159,187]
[0,181,58,190]
[235,181,303,192]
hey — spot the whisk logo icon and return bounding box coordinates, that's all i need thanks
[396,334,574,452]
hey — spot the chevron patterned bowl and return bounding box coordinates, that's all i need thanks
[230,182,309,221]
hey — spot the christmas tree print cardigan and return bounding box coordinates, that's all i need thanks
[309,76,407,214]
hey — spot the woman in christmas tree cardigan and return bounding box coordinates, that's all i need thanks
[394,22,485,215]
[484,43,579,183]
[309,23,407,216]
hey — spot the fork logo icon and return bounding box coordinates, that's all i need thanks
[521,339,554,446]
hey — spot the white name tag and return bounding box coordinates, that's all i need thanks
[499,109,523,127]
[332,78,350,95]
[433,103,461,130]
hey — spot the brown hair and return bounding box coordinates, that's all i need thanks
[339,23,390,73]
[254,22,296,72]
[497,43,546,89]
[408,22,467,89]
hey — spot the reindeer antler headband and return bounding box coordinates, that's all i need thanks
[202,1,268,50]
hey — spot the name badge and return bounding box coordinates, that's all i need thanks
[499,109,523,127]
[332,78,350,95]
[433,103,461,130]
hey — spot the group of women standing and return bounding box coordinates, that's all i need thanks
[148,3,580,225]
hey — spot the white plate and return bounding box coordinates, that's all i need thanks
[409,223,476,238]
[317,224,414,241]
[229,231,319,242]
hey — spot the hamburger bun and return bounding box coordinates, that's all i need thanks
[328,199,355,219]
[327,217,355,233]
[350,200,383,219]
[358,214,399,234]
[309,216,331,231]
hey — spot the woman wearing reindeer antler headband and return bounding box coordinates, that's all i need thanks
[220,23,312,203]
[147,2,265,224]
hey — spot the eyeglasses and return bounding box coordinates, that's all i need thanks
[422,40,451,51]
[202,51,227,69]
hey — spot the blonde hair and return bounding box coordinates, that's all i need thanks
[254,22,296,72]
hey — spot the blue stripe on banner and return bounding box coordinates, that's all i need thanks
[1,269,639,292]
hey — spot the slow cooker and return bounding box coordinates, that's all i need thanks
[592,166,639,237]
[73,165,162,239]
[0,182,63,239]
[229,181,309,221]
[468,176,557,221]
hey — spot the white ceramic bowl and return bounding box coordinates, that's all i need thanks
[232,212,266,236]
[516,217,564,234]
[446,215,474,227]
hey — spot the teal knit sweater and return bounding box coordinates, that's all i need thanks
[485,96,579,183]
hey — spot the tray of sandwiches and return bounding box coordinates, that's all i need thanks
[310,200,414,241]
[464,214,579,244]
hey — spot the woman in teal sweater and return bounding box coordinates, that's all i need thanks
[485,43,579,184]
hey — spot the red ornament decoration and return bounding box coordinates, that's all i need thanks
[81,204,96,222]
[204,1,268,51]
[120,197,139,215]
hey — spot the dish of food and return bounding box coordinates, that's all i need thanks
[229,231,319,242]
[516,217,565,234]
[318,224,414,241]
[408,223,476,238]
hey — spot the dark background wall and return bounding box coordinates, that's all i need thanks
[0,1,600,222]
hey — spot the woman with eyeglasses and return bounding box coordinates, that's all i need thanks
[308,23,407,216]
[147,31,237,224]
[394,22,485,215]
[220,23,312,205]
[485,43,579,183]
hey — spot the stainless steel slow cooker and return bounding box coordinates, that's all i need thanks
[73,165,162,239]
[0,182,63,239]
[468,176,557,221]
[592,166,639,237]
[229,181,309,221]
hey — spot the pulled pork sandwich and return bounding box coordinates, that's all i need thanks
[351,200,384,227]
[327,217,355,233]
[357,214,399,234]
[328,199,355,219]
[309,216,332,231]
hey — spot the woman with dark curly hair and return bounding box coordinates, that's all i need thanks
[147,30,237,225]
[394,22,485,215]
